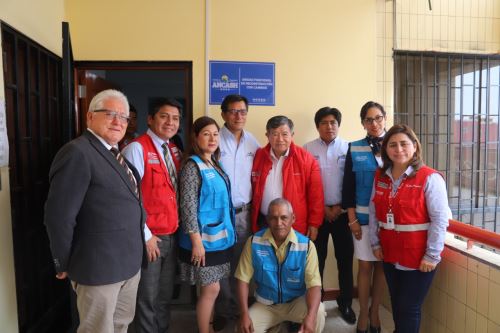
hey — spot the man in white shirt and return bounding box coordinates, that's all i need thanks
[304,107,356,325]
[122,98,183,333]
[214,94,260,330]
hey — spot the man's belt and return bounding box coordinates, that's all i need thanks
[235,202,252,214]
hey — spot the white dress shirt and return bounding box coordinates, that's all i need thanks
[219,125,260,207]
[260,147,289,215]
[304,136,349,206]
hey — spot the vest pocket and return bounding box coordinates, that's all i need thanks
[201,220,229,250]
[283,267,303,289]
[261,263,278,288]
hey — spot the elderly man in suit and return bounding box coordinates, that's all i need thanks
[44,89,146,333]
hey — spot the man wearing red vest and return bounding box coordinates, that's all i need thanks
[122,98,182,333]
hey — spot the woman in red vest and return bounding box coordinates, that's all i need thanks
[369,124,450,333]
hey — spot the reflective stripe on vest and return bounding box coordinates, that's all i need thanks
[379,221,430,232]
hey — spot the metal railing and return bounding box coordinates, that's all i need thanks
[448,219,500,250]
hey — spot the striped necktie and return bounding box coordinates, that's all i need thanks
[162,143,177,192]
[110,148,139,197]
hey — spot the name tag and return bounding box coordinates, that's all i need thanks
[377,181,389,189]
[386,213,395,229]
[148,159,160,164]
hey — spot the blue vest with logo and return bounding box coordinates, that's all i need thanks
[350,139,378,225]
[251,228,308,305]
[178,155,236,252]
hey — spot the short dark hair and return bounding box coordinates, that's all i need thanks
[221,94,249,112]
[360,101,385,122]
[149,98,183,117]
[314,107,342,128]
[266,115,294,133]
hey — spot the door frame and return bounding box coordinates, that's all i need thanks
[74,61,193,140]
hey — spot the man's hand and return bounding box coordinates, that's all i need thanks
[56,272,68,279]
[324,205,342,222]
[298,314,316,333]
[239,312,254,333]
[306,226,318,241]
[146,235,162,262]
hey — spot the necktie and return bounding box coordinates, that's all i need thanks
[110,148,139,197]
[162,143,177,192]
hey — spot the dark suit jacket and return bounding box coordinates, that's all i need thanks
[44,130,146,285]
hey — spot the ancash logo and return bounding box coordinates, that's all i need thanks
[212,74,238,89]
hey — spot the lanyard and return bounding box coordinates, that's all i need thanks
[388,177,407,213]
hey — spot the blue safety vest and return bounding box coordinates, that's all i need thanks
[178,155,235,252]
[350,139,378,225]
[252,228,308,305]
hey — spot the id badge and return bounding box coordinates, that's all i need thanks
[386,213,395,230]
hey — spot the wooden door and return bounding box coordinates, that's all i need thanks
[2,22,71,333]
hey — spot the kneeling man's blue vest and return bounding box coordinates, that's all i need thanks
[252,228,308,305]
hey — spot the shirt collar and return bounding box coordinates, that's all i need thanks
[385,165,414,180]
[269,146,290,161]
[221,125,246,142]
[87,128,116,150]
[147,128,169,146]
[262,227,298,248]
[320,137,336,146]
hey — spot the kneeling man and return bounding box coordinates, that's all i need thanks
[235,198,326,333]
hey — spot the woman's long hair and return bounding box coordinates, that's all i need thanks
[381,124,423,177]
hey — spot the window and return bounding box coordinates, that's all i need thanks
[394,51,500,233]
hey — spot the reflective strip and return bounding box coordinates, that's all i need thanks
[356,205,369,215]
[350,146,372,153]
[255,293,274,305]
[290,243,308,252]
[378,221,430,231]
[252,235,270,246]
[201,229,228,242]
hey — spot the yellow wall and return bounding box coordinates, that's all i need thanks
[208,0,377,144]
[65,0,207,130]
[0,1,65,331]
[0,0,378,327]
[65,0,377,145]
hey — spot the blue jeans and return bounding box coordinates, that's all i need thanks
[383,262,436,333]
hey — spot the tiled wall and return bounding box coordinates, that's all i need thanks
[420,236,500,333]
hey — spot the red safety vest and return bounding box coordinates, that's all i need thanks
[372,165,437,269]
[135,134,180,235]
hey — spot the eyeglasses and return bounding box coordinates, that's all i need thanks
[363,115,385,125]
[319,120,339,127]
[226,109,248,116]
[93,109,130,124]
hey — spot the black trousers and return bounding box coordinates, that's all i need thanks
[313,212,354,307]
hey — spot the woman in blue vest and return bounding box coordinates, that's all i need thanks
[178,116,236,333]
[342,101,387,333]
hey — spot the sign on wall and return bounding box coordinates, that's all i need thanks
[209,61,275,106]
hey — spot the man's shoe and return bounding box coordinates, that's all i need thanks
[211,315,227,332]
[339,305,357,324]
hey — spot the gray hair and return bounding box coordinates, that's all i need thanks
[88,89,129,115]
[267,198,294,218]
[265,115,294,133]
